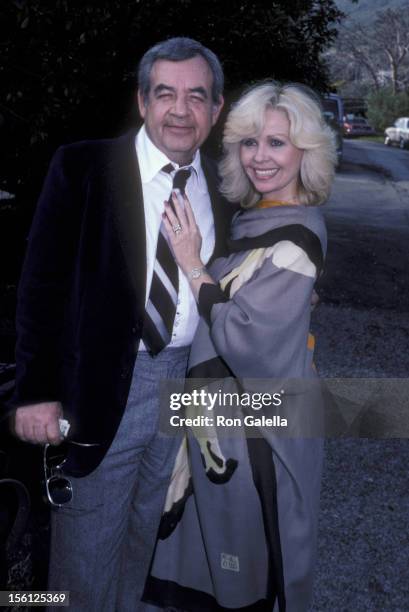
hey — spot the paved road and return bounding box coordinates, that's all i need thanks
[317,138,409,325]
[327,140,409,229]
[343,138,409,184]
[312,139,409,611]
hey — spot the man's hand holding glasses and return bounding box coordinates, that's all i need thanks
[14,401,64,445]
[13,404,100,508]
[43,424,100,508]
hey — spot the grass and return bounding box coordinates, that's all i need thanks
[353,134,385,144]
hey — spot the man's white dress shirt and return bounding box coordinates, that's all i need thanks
[135,126,215,349]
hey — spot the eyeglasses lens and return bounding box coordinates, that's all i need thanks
[48,476,72,505]
[45,444,67,470]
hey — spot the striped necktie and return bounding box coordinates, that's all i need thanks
[142,165,192,355]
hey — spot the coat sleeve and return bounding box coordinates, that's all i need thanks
[10,146,84,409]
[199,241,319,379]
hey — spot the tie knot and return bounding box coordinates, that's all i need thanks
[173,168,191,195]
[161,163,174,175]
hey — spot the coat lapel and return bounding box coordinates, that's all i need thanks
[108,131,147,315]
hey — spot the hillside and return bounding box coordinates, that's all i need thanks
[336,0,407,25]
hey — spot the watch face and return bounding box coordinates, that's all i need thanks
[190,267,204,280]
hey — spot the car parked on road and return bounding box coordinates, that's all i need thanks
[384,117,409,149]
[343,116,375,137]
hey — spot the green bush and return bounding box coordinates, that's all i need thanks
[366,88,409,132]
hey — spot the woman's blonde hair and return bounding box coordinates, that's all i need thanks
[219,81,337,207]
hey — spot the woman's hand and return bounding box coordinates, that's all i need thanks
[162,190,203,276]
[163,190,217,302]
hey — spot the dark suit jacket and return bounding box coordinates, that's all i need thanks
[10,131,233,475]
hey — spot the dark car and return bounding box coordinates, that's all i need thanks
[343,116,375,137]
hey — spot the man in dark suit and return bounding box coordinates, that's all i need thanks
[10,37,229,610]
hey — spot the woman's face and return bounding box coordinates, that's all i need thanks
[239,107,304,202]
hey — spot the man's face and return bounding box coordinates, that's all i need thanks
[138,56,224,165]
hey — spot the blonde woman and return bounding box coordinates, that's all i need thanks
[144,82,337,612]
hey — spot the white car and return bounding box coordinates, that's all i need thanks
[384,117,409,149]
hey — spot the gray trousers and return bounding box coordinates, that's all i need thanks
[48,347,189,612]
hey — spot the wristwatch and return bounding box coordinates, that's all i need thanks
[187,266,206,281]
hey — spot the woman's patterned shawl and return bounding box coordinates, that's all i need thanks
[190,204,325,381]
[144,205,327,612]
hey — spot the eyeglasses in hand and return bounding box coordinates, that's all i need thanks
[43,440,99,508]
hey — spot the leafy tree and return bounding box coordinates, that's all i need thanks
[366,88,409,132]
[0,0,343,201]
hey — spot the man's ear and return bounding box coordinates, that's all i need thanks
[212,95,224,126]
[137,89,147,119]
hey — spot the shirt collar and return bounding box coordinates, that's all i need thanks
[135,125,201,184]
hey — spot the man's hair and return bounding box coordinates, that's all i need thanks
[219,81,337,207]
[138,37,224,105]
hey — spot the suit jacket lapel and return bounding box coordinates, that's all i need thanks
[109,131,147,315]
